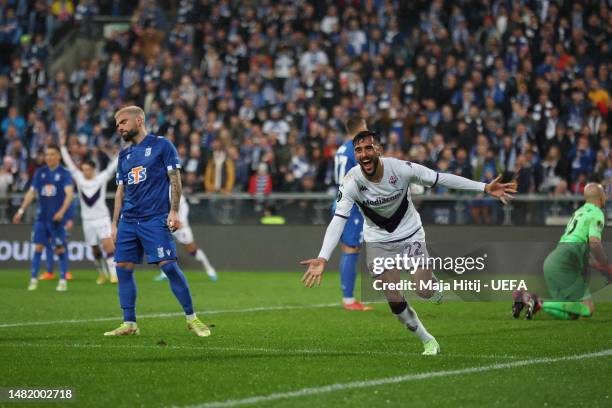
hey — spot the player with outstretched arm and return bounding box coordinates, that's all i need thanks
[301,131,516,355]
[104,106,210,337]
[60,135,119,284]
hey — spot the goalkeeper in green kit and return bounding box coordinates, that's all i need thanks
[513,183,612,320]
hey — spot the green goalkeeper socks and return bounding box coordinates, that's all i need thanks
[542,306,572,320]
[542,301,591,319]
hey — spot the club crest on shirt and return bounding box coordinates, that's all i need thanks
[145,147,152,157]
[55,173,60,181]
[389,175,398,186]
[157,246,164,258]
[336,190,342,202]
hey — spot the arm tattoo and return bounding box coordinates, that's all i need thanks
[168,169,182,212]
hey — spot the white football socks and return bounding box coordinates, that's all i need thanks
[195,249,214,274]
[396,305,434,343]
[106,257,117,280]
[94,258,107,277]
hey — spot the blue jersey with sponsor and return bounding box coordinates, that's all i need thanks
[334,140,357,187]
[116,134,181,222]
[31,165,72,222]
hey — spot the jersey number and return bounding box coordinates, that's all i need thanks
[334,155,348,184]
[565,213,582,236]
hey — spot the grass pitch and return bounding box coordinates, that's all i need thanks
[1,269,611,407]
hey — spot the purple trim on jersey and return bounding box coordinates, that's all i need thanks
[80,188,102,207]
[431,173,439,188]
[383,226,422,243]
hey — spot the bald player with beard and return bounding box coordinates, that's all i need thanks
[515,183,612,320]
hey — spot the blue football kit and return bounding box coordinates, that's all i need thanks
[333,139,364,302]
[333,140,364,248]
[31,165,73,247]
[115,134,182,264]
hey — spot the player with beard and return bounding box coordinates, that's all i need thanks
[301,131,516,355]
[104,106,210,337]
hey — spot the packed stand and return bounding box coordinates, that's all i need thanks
[0,0,610,223]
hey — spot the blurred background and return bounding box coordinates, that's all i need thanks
[0,0,610,227]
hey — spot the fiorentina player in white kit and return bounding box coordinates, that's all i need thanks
[60,137,118,284]
[154,195,217,282]
[301,131,516,355]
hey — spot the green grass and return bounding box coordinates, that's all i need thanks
[1,269,611,408]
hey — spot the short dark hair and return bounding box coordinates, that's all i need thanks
[345,115,366,135]
[81,158,97,169]
[352,130,380,147]
[46,144,60,153]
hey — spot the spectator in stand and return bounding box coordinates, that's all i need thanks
[0,0,608,228]
[204,139,235,194]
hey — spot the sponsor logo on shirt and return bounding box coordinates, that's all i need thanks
[127,166,147,185]
[361,189,404,207]
[358,185,368,192]
[41,184,57,197]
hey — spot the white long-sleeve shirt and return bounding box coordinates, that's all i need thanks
[318,157,486,259]
[60,146,117,221]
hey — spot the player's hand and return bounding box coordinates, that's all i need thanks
[12,211,22,224]
[167,210,181,232]
[484,175,517,205]
[65,219,73,231]
[52,211,64,222]
[59,133,66,146]
[300,257,327,288]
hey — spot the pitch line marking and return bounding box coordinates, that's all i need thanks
[179,349,612,408]
[0,343,520,360]
[0,303,339,329]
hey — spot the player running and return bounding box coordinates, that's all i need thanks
[59,136,119,284]
[332,116,370,311]
[104,106,210,337]
[13,145,74,292]
[154,194,217,282]
[301,131,516,355]
[513,183,611,320]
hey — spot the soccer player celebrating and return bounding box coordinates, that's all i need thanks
[301,131,516,355]
[154,194,218,282]
[104,106,210,337]
[332,116,371,311]
[59,135,119,284]
[13,145,74,292]
[514,183,611,320]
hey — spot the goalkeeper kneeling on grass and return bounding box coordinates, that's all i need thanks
[514,183,612,320]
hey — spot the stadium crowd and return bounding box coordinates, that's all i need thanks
[0,0,610,214]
